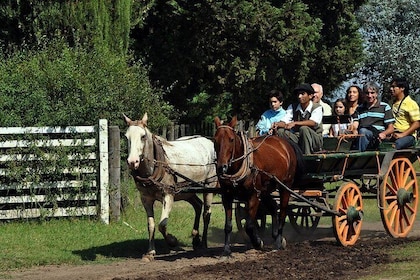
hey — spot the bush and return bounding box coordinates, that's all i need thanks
[0,41,173,129]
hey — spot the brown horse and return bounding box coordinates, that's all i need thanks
[214,116,305,256]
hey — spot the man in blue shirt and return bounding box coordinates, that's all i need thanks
[358,81,395,151]
[256,90,286,135]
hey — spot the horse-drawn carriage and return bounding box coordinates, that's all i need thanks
[124,113,419,259]
[270,141,418,246]
[214,116,419,254]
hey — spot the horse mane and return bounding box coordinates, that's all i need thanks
[153,134,172,146]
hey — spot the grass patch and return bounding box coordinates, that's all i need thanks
[0,181,227,273]
[359,240,420,280]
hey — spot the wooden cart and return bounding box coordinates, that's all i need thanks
[236,137,419,246]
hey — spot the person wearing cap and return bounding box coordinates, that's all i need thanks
[311,83,332,136]
[272,83,323,154]
[255,90,286,135]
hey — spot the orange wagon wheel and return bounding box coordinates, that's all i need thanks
[332,182,363,246]
[379,158,418,238]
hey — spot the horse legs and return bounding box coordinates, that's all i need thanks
[201,193,213,249]
[273,190,290,250]
[158,194,178,248]
[245,194,263,250]
[185,194,204,249]
[222,192,234,256]
[141,195,156,260]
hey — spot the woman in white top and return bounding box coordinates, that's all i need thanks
[329,98,359,136]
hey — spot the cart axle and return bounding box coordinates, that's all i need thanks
[397,188,414,206]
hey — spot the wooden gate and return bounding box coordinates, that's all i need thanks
[0,120,110,224]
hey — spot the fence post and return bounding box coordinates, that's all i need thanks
[99,119,110,224]
[248,120,256,137]
[108,126,121,222]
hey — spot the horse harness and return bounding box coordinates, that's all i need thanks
[131,134,215,194]
[217,126,271,197]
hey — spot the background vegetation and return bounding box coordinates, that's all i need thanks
[0,0,368,126]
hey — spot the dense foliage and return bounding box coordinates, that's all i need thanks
[133,0,365,122]
[0,1,171,128]
[355,0,420,99]
[1,0,366,125]
[0,42,171,128]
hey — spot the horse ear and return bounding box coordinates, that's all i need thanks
[142,113,148,126]
[214,116,222,127]
[123,114,132,125]
[230,116,238,128]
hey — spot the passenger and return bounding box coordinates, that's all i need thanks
[255,90,286,135]
[345,85,363,116]
[329,98,359,137]
[389,77,420,149]
[357,81,394,152]
[311,83,332,136]
[273,83,323,154]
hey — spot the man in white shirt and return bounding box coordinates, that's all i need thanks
[273,83,323,154]
[312,83,332,136]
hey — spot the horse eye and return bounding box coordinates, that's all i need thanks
[141,135,146,140]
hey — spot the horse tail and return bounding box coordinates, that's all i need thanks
[283,137,306,186]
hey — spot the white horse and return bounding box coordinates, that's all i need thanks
[124,113,218,261]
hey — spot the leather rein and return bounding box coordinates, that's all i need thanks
[131,128,215,194]
[216,125,269,184]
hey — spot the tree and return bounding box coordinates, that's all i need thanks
[0,1,172,128]
[355,0,420,97]
[0,0,133,55]
[133,0,365,122]
[303,0,365,95]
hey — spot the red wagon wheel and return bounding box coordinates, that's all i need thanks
[332,182,363,246]
[379,158,418,238]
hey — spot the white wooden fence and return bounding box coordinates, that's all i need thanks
[0,119,110,224]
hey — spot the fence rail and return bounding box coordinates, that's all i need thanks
[0,120,110,223]
[156,119,257,140]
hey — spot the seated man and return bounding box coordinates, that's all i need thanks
[255,90,286,135]
[311,83,332,136]
[357,81,394,151]
[390,77,420,149]
[272,83,323,154]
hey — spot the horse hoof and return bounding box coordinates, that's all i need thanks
[278,237,287,250]
[141,254,154,262]
[192,235,201,250]
[253,239,264,250]
[166,234,179,247]
[220,255,232,261]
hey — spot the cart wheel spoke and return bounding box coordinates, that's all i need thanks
[288,205,321,235]
[332,182,363,246]
[380,158,418,238]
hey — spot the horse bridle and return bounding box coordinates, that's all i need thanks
[216,125,268,168]
[216,125,240,168]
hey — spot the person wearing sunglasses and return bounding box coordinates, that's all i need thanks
[390,77,420,149]
[357,81,395,151]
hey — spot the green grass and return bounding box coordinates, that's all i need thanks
[359,240,420,280]
[0,182,227,274]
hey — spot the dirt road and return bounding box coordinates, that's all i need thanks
[3,220,420,280]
